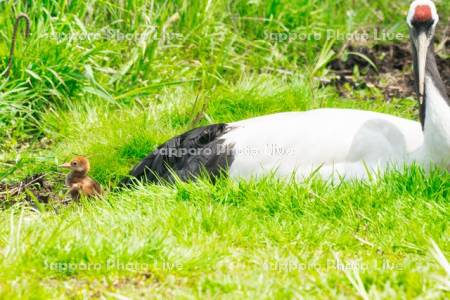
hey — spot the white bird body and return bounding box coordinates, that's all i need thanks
[224,73,450,181]
[422,76,450,167]
[224,109,424,181]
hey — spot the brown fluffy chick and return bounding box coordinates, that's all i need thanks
[59,156,102,200]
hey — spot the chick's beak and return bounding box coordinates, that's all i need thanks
[59,162,71,169]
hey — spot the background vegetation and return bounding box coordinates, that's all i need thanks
[0,0,449,298]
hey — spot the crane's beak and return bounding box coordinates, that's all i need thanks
[412,30,431,105]
[59,162,71,169]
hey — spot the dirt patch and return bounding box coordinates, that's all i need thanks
[326,42,450,100]
[0,173,62,208]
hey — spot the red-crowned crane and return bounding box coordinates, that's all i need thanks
[122,0,449,185]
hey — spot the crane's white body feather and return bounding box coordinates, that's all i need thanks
[223,75,449,181]
[224,109,423,181]
[422,76,450,167]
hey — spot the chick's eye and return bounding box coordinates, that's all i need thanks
[71,162,77,166]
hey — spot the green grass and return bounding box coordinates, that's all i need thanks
[0,0,449,299]
[1,171,449,298]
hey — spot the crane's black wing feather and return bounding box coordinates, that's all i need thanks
[120,124,235,185]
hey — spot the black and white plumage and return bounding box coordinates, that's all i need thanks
[122,0,449,185]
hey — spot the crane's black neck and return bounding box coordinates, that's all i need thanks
[411,39,449,128]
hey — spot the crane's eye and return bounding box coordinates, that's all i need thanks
[71,161,78,166]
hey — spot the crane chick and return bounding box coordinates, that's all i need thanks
[59,156,102,200]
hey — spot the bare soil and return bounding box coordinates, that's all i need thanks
[0,173,62,208]
[327,41,450,100]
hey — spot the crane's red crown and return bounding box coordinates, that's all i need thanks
[413,5,433,22]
